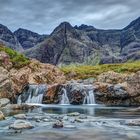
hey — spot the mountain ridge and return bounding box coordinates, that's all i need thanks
[0,17,140,65]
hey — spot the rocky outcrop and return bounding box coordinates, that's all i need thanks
[94,71,140,105]
[0,51,66,102]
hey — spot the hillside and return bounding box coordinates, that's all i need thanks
[61,61,140,80]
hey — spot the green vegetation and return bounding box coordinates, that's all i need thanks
[0,44,30,68]
[61,61,140,80]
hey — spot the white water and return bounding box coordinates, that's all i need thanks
[60,88,70,105]
[17,84,47,104]
[83,90,95,105]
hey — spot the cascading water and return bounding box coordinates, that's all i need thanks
[60,88,70,105]
[83,85,95,105]
[17,84,47,104]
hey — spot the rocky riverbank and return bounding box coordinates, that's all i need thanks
[0,46,140,106]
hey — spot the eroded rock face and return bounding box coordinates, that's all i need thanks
[95,71,140,105]
[0,67,13,99]
[0,53,66,102]
[43,84,61,104]
[63,83,86,105]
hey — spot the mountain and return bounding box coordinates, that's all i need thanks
[24,17,140,65]
[0,24,23,51]
[0,17,140,65]
[14,28,48,50]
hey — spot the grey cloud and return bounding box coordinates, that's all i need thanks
[0,0,139,34]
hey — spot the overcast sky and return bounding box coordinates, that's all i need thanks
[0,0,140,34]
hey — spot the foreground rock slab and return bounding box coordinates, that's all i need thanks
[9,120,34,130]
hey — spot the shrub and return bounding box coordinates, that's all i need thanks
[0,44,30,68]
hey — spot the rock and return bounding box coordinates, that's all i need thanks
[59,82,94,105]
[75,118,83,123]
[125,119,140,126]
[43,119,50,122]
[0,111,5,120]
[126,71,140,96]
[9,120,34,130]
[0,67,13,99]
[69,118,75,123]
[63,116,69,121]
[67,112,80,116]
[0,51,13,69]
[52,120,63,128]
[14,114,26,119]
[0,98,10,107]
[43,84,61,104]
[4,104,37,110]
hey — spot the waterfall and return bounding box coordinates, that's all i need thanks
[83,89,95,105]
[60,88,70,105]
[17,84,47,104]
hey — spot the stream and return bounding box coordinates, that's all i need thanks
[0,104,140,140]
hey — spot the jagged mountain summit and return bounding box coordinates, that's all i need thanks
[14,28,48,50]
[0,24,23,51]
[0,17,140,65]
[24,17,140,65]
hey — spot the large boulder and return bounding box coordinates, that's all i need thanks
[43,84,61,104]
[95,71,140,105]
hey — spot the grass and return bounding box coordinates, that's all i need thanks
[0,44,30,68]
[60,61,140,80]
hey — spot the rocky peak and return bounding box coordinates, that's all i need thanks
[0,24,23,51]
[123,16,140,30]
[14,28,48,50]
[51,22,74,35]
[74,24,96,31]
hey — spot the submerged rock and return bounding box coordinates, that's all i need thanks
[53,120,63,128]
[9,120,34,130]
[125,119,140,126]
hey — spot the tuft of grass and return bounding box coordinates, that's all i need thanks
[0,44,30,68]
[60,61,140,80]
